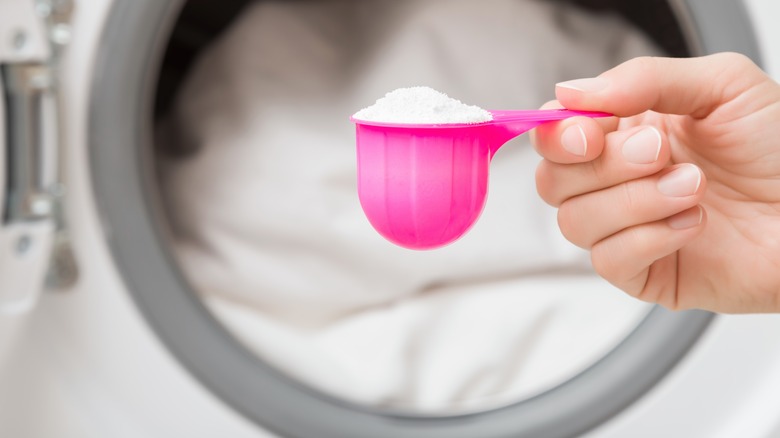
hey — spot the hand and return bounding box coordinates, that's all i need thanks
[531,52,780,313]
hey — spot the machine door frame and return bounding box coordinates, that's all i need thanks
[88,0,760,436]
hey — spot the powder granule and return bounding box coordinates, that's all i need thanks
[352,86,493,124]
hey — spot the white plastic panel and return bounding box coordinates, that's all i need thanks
[0,221,53,312]
[0,66,4,224]
[0,0,50,63]
[584,315,780,438]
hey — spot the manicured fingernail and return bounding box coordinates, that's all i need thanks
[561,125,587,157]
[668,206,703,230]
[556,77,610,93]
[622,127,662,164]
[657,164,702,197]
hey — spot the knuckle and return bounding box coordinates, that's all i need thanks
[556,202,588,248]
[590,228,636,283]
[535,162,563,207]
[626,56,661,84]
[718,51,753,68]
[621,226,656,262]
[715,52,761,82]
[534,169,549,200]
[617,179,654,218]
[590,242,617,280]
[556,204,573,238]
[633,56,659,72]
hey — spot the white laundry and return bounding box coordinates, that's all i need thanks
[157,0,661,412]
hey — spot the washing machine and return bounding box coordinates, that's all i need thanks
[1,0,780,437]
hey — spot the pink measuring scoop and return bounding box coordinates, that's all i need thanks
[351,109,611,250]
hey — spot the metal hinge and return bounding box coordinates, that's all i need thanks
[0,0,76,312]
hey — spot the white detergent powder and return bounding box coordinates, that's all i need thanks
[352,86,493,124]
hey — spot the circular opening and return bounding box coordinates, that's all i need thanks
[153,0,667,414]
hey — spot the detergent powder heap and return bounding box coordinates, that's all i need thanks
[352,86,493,124]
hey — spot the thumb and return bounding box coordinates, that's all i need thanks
[555,52,764,118]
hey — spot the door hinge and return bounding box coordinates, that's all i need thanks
[1,0,76,312]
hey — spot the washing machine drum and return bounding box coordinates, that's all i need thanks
[85,0,760,437]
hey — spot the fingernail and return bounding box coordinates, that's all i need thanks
[561,125,587,157]
[556,77,610,93]
[668,206,703,230]
[622,127,662,164]
[657,164,702,197]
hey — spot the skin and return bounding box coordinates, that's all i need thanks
[530,52,780,313]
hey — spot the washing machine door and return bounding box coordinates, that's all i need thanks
[88,0,761,437]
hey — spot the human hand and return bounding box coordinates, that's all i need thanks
[531,52,780,313]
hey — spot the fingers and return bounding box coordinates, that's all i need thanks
[530,100,617,164]
[535,100,620,133]
[590,205,706,308]
[555,52,764,118]
[556,163,706,249]
[537,126,668,207]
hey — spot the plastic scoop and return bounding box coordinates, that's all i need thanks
[351,109,610,250]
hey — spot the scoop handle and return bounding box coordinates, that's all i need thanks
[485,109,612,157]
[489,109,612,122]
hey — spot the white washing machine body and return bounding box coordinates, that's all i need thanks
[0,1,779,437]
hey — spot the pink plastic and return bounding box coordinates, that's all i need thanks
[351,109,610,250]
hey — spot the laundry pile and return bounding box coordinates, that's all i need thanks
[157,0,659,411]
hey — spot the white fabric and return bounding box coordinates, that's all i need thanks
[157,0,660,412]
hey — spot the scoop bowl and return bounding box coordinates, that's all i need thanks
[352,109,610,250]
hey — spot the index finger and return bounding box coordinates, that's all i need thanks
[530,100,616,164]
